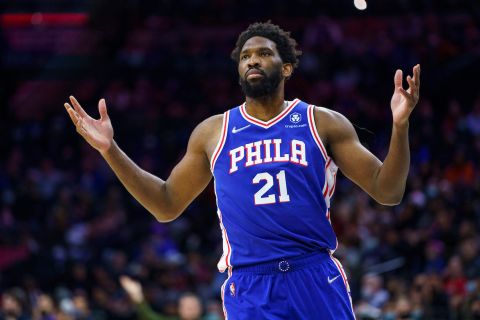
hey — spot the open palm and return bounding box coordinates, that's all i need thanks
[391,64,420,126]
[64,96,114,154]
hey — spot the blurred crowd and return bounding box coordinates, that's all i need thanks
[1,1,480,319]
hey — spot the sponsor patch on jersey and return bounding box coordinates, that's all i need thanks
[290,112,302,123]
[285,123,307,128]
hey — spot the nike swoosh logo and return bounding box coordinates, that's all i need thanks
[328,275,341,284]
[231,125,251,134]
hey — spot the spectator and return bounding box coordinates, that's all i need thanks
[1,288,28,320]
[360,273,389,309]
[120,275,220,320]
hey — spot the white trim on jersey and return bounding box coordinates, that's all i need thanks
[324,157,339,254]
[216,209,232,272]
[310,106,339,253]
[220,267,232,320]
[239,98,300,129]
[322,158,339,209]
[322,158,332,199]
[307,104,329,161]
[210,110,230,172]
[330,254,356,319]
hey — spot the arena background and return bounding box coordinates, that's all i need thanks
[1,0,479,319]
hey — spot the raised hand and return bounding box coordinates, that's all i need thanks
[119,275,145,304]
[390,64,420,126]
[64,96,114,154]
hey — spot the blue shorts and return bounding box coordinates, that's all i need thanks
[221,251,355,319]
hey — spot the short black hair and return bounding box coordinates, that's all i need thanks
[231,21,302,70]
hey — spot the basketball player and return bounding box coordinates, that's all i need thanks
[65,22,420,319]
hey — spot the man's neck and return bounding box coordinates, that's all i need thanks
[245,93,286,122]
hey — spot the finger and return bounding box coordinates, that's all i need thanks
[413,64,420,90]
[398,87,414,104]
[394,69,403,89]
[69,95,89,118]
[76,120,87,136]
[406,75,416,93]
[77,117,84,130]
[409,65,421,97]
[98,98,109,120]
[65,103,80,126]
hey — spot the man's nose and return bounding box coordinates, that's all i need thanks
[247,55,261,68]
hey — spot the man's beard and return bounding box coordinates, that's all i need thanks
[240,67,283,98]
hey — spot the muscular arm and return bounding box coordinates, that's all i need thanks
[64,96,223,222]
[65,96,224,222]
[316,108,408,205]
[316,65,419,206]
[101,115,222,221]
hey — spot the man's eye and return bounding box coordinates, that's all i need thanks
[241,55,249,60]
[261,52,271,56]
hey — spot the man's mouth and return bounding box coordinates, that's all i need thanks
[245,69,265,80]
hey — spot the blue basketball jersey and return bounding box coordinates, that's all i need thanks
[211,99,339,272]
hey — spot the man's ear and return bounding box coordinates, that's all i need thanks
[282,63,293,79]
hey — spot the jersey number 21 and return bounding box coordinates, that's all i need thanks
[253,170,290,205]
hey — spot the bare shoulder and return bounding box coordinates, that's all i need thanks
[189,114,225,160]
[193,114,224,139]
[312,106,356,146]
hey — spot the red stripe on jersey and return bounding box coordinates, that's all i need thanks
[331,256,348,289]
[329,172,337,197]
[220,210,232,270]
[325,157,332,169]
[307,105,328,160]
[210,111,230,171]
[224,229,231,268]
[220,280,228,319]
[218,210,232,270]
